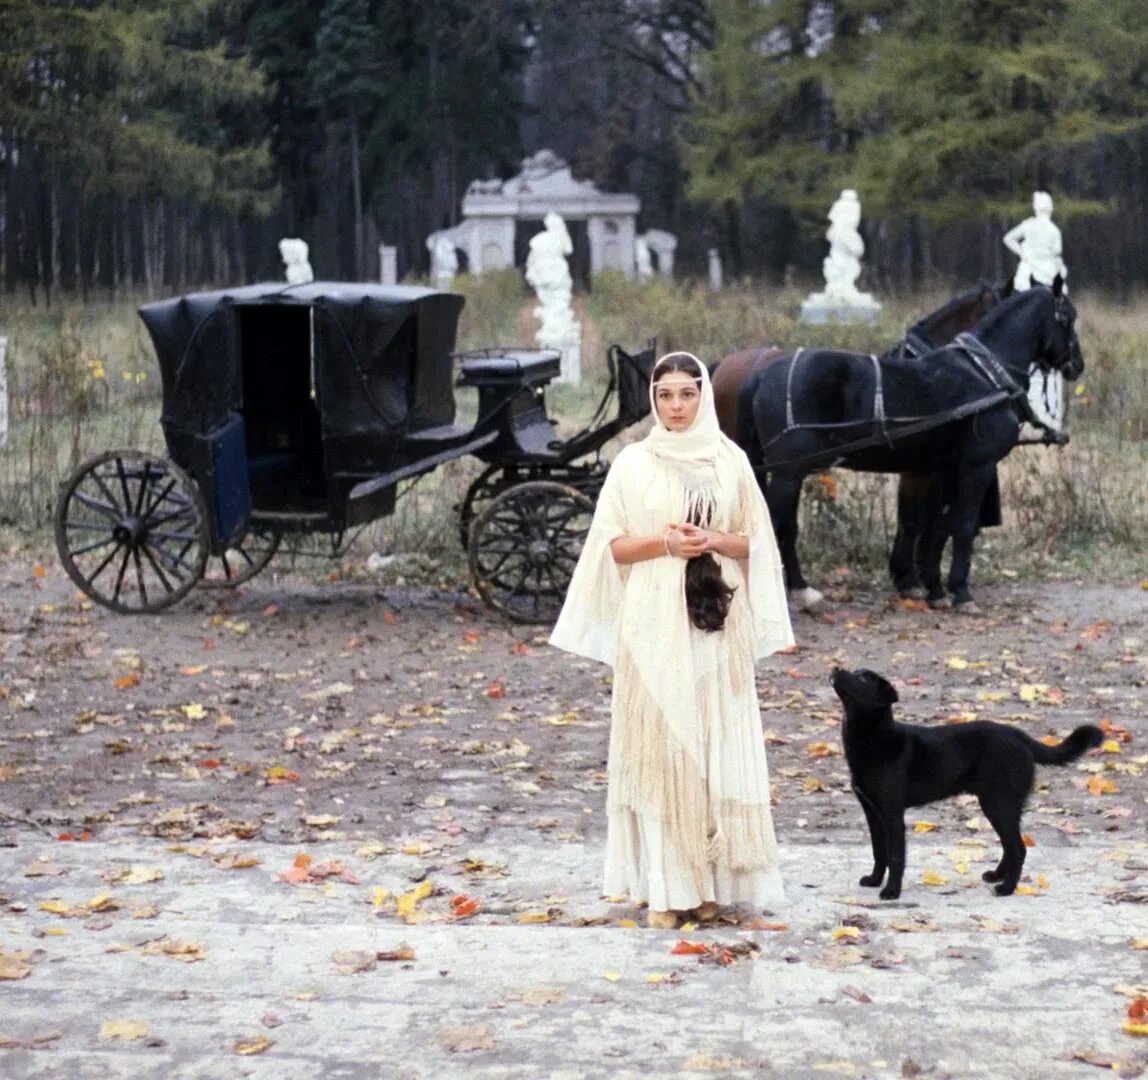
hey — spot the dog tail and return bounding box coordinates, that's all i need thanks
[1027,724,1103,765]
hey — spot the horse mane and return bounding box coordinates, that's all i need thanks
[971,282,1049,337]
[908,282,1000,339]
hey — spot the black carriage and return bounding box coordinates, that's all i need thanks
[54,282,654,623]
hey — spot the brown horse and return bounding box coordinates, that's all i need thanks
[711,283,1006,606]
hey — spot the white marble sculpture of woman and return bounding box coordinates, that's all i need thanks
[1003,192,1069,431]
[525,212,575,347]
[1003,192,1068,292]
[634,235,654,284]
[279,238,314,285]
[822,190,866,301]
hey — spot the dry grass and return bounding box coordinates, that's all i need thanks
[1,276,1145,586]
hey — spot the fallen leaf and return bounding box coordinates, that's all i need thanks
[832,926,863,941]
[1087,775,1119,796]
[603,971,621,982]
[0,951,33,980]
[485,681,506,699]
[266,766,301,784]
[332,950,377,975]
[142,939,204,962]
[234,1034,273,1055]
[842,985,872,1004]
[450,894,481,920]
[181,703,207,721]
[437,1026,495,1053]
[376,944,416,962]
[303,814,341,828]
[913,821,939,834]
[396,881,434,923]
[672,940,709,955]
[516,911,553,924]
[921,870,949,886]
[618,918,639,929]
[115,672,141,690]
[99,1019,148,1041]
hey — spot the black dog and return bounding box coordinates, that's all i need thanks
[831,666,1103,898]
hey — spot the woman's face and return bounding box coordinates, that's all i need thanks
[654,370,702,432]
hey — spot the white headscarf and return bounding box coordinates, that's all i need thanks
[643,351,736,525]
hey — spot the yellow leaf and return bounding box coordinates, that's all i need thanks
[831,926,862,941]
[1130,938,1148,950]
[1125,1021,1148,1037]
[1087,775,1119,796]
[680,921,697,932]
[234,1034,273,1055]
[371,887,391,909]
[646,973,666,984]
[618,919,638,929]
[180,664,207,676]
[947,657,970,670]
[99,1020,148,1041]
[1014,884,1038,895]
[181,703,207,720]
[1019,684,1046,703]
[1101,740,1122,754]
[38,901,71,915]
[517,911,553,924]
[1037,874,1050,890]
[922,870,949,886]
[603,972,621,982]
[802,777,827,793]
[41,927,68,936]
[0,951,33,979]
[977,691,1010,703]
[913,821,939,833]
[120,867,164,886]
[396,881,434,923]
[87,893,117,912]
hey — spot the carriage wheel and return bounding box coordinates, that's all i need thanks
[468,481,594,624]
[54,450,208,614]
[199,523,282,588]
[458,464,517,549]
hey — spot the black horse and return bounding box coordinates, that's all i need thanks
[737,280,1083,611]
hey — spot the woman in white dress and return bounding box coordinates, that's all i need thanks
[550,352,795,928]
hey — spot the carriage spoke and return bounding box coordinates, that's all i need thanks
[140,541,176,595]
[68,535,118,558]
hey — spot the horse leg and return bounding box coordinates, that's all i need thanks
[914,480,950,608]
[764,471,823,612]
[946,464,998,610]
[889,473,929,596]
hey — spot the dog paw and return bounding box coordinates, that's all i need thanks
[981,869,1004,883]
[878,885,902,900]
[859,873,884,888]
[993,882,1017,897]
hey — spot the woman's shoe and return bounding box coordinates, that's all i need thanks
[692,901,721,923]
[646,909,679,929]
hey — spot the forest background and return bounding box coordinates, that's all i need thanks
[4,0,1148,296]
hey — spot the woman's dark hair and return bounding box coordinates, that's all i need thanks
[653,353,705,384]
[684,506,736,633]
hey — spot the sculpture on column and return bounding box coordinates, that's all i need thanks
[799,189,882,324]
[278,238,314,285]
[634,235,654,283]
[1003,192,1070,432]
[427,233,459,289]
[1003,191,1068,291]
[525,212,581,383]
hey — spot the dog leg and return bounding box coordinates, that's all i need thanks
[980,796,1027,897]
[879,809,906,900]
[854,790,887,887]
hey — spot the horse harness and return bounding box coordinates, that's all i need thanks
[759,335,1056,472]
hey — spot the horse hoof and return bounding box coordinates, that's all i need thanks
[953,600,982,616]
[927,595,952,610]
[790,587,824,613]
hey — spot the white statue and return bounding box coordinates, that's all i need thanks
[634,236,654,283]
[426,233,459,289]
[525,212,581,382]
[800,189,881,323]
[1004,192,1070,433]
[278,238,314,285]
[707,248,723,291]
[1003,191,1068,292]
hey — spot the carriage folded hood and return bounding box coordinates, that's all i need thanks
[139,283,465,440]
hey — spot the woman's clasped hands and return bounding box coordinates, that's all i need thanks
[665,522,715,559]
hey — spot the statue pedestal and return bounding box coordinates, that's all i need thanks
[799,294,882,326]
[544,321,582,385]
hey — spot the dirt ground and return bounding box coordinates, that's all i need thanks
[1,548,1144,863]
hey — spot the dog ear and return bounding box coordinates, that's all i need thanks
[874,674,899,706]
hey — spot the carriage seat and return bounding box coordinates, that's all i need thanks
[456,349,560,389]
